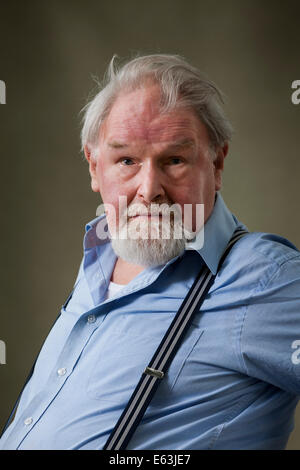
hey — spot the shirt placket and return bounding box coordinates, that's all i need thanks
[3,306,105,449]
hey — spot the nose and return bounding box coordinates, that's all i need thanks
[136,162,166,204]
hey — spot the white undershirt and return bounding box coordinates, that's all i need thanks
[106,281,125,299]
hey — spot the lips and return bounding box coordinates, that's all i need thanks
[129,214,163,219]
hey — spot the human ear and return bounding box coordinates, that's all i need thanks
[84,145,100,193]
[213,143,228,191]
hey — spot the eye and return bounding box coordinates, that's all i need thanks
[120,158,134,166]
[168,157,184,165]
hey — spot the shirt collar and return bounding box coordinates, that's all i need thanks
[84,213,109,250]
[186,192,239,274]
[83,192,240,275]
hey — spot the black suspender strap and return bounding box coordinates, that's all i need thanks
[103,228,248,450]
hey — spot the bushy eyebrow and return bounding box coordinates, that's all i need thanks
[168,138,196,150]
[107,138,196,151]
[108,141,129,149]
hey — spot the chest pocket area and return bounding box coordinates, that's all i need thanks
[86,323,204,407]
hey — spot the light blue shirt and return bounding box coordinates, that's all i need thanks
[1,193,300,450]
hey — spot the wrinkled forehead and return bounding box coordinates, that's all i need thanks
[99,85,207,146]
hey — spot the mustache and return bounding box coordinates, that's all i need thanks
[125,202,182,218]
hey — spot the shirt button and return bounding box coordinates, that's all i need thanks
[87,314,96,324]
[57,367,67,376]
[24,417,33,426]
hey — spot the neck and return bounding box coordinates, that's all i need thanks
[111,257,145,285]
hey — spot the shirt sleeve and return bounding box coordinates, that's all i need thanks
[240,254,300,395]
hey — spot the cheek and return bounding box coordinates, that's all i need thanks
[172,172,216,229]
[96,169,132,234]
[97,158,131,196]
[102,198,128,238]
[96,161,120,202]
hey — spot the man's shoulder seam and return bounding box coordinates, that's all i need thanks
[230,231,300,269]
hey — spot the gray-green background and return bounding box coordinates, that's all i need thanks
[0,0,299,449]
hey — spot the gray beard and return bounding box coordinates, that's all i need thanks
[111,236,186,267]
[108,204,194,267]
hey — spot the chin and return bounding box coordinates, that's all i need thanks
[111,237,186,267]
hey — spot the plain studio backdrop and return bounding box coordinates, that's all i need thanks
[0,0,299,450]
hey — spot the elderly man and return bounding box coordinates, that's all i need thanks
[1,54,300,450]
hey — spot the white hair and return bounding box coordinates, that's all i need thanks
[80,54,233,157]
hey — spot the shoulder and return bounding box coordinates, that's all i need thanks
[232,231,299,266]
[214,231,300,296]
[231,234,300,393]
[225,231,299,277]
